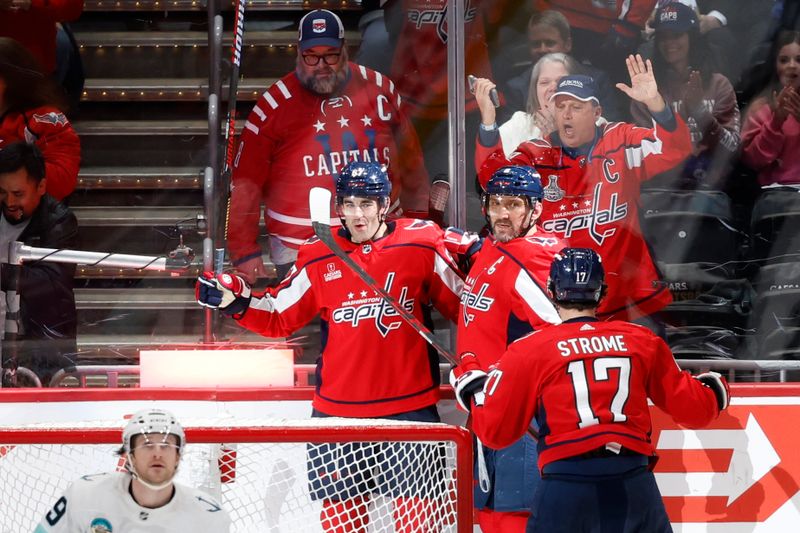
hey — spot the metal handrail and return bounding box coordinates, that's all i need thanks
[676,359,800,383]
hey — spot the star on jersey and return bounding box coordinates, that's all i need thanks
[360,290,368,297]
[348,292,354,299]
[361,115,373,126]
[337,116,350,128]
[313,120,326,132]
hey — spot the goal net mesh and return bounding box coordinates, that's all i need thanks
[0,418,471,533]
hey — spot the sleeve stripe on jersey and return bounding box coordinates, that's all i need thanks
[618,0,632,21]
[358,65,368,79]
[252,267,313,313]
[389,80,395,94]
[253,105,267,121]
[244,120,259,135]
[262,89,279,110]
[276,80,292,100]
[514,270,560,325]
[375,71,383,88]
[267,207,342,227]
[624,123,663,169]
[434,253,464,297]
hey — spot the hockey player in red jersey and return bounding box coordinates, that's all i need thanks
[198,161,463,532]
[479,56,692,326]
[453,247,729,532]
[446,165,562,532]
[228,9,430,282]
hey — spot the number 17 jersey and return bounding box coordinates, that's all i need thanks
[471,318,720,470]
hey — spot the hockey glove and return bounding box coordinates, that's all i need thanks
[695,371,730,411]
[449,368,488,413]
[196,271,251,318]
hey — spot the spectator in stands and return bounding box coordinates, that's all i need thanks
[741,30,800,187]
[0,142,77,387]
[631,2,740,189]
[0,37,81,201]
[479,60,692,331]
[0,0,83,78]
[503,10,622,121]
[472,53,585,170]
[533,0,656,85]
[385,0,508,182]
[228,9,430,283]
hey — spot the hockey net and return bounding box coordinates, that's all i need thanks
[0,418,472,533]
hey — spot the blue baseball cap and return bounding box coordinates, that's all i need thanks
[653,2,699,33]
[550,75,600,105]
[298,9,345,51]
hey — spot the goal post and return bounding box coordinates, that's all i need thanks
[0,419,473,532]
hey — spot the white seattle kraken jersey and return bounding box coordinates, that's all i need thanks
[34,472,230,532]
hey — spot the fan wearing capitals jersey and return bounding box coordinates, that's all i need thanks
[454,248,729,533]
[228,9,430,283]
[198,161,463,532]
[446,165,562,533]
[479,57,692,328]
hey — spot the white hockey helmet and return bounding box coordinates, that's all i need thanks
[122,408,185,455]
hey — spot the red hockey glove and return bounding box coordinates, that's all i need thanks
[695,371,730,411]
[196,271,251,318]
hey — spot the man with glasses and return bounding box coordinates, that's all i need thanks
[228,9,430,284]
[35,409,231,532]
[447,165,563,532]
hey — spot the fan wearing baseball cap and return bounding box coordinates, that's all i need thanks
[630,2,740,189]
[479,54,692,331]
[225,8,430,284]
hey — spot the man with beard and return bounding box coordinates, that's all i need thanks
[0,142,77,387]
[447,165,563,532]
[228,9,430,283]
[35,409,231,532]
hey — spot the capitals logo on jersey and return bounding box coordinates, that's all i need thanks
[460,281,494,327]
[331,272,414,337]
[407,0,477,44]
[33,112,68,127]
[541,182,628,246]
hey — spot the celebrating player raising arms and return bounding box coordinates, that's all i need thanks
[454,248,729,532]
[197,161,463,531]
[480,56,692,329]
[35,409,231,532]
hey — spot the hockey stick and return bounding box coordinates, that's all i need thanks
[310,187,540,441]
[309,187,457,365]
[216,0,246,272]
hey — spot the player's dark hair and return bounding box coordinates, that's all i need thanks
[0,142,45,182]
[0,37,68,113]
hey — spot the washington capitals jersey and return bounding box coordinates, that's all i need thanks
[480,117,692,321]
[455,231,563,370]
[0,105,80,201]
[470,318,720,470]
[228,64,429,262]
[34,472,230,533]
[390,0,496,119]
[236,219,463,418]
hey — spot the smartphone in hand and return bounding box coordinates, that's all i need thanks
[468,75,500,108]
